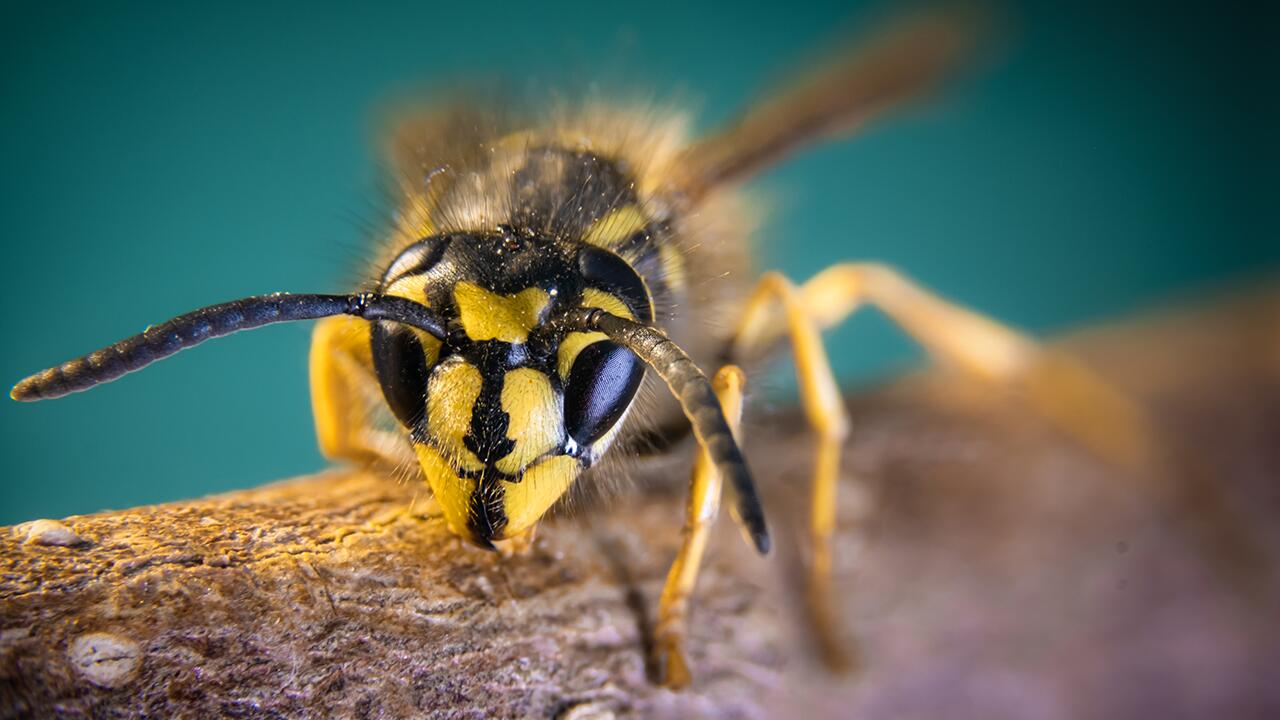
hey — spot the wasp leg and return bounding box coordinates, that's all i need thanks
[729,265,1153,670]
[310,315,416,470]
[728,273,854,670]
[654,365,746,689]
[733,263,1151,469]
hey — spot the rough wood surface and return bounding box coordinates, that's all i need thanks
[2,287,1278,719]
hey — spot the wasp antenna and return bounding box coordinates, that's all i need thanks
[11,293,447,402]
[569,308,771,555]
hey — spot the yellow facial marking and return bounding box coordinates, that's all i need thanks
[557,289,635,379]
[384,272,430,303]
[557,332,605,380]
[501,455,581,537]
[414,443,478,540]
[582,288,633,319]
[409,328,443,367]
[383,275,442,364]
[583,206,648,248]
[496,369,562,475]
[453,282,549,343]
[426,360,484,472]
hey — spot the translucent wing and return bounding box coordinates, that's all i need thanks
[676,6,985,200]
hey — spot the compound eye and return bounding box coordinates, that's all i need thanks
[563,340,644,446]
[370,322,431,427]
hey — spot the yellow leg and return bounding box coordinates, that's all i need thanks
[728,264,1152,671]
[733,263,1151,468]
[309,315,416,470]
[731,273,854,670]
[655,365,746,689]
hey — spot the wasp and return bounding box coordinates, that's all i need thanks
[11,8,1147,686]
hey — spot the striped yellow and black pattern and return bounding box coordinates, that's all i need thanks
[366,111,743,547]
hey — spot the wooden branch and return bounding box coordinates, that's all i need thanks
[2,287,1278,719]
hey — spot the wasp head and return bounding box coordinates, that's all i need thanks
[372,230,654,548]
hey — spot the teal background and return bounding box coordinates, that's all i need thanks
[1,1,1272,524]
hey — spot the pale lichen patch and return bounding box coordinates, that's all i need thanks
[68,632,141,688]
[15,519,87,547]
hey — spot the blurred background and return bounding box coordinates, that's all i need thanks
[1,0,1272,524]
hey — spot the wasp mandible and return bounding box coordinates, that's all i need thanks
[12,8,1147,687]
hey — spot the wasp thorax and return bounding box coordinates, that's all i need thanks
[371,231,653,547]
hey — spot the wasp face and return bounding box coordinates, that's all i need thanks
[371,231,654,548]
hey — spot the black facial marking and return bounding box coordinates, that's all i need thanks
[564,340,645,446]
[463,343,515,460]
[370,321,431,427]
[423,232,581,308]
[578,246,653,323]
[467,469,507,549]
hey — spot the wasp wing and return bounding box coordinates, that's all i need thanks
[676,6,985,200]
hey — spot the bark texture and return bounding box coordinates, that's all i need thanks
[2,287,1278,719]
